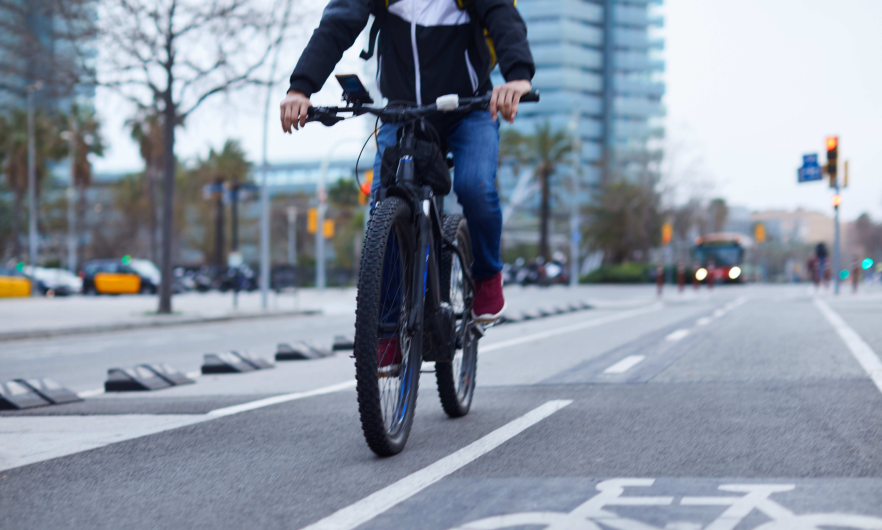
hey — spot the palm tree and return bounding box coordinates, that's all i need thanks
[63,103,105,265]
[127,109,166,263]
[499,122,572,260]
[0,108,64,260]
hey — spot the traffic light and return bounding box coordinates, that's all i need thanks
[832,194,842,207]
[826,136,838,188]
[307,208,318,234]
[754,223,766,243]
[358,170,374,206]
[661,223,672,245]
[323,219,335,238]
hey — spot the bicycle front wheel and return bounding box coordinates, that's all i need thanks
[354,196,421,456]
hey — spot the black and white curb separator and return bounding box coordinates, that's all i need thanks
[276,342,334,361]
[1,378,85,409]
[202,351,274,373]
[105,363,195,392]
[332,335,355,351]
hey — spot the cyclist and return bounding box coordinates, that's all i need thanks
[280,0,535,329]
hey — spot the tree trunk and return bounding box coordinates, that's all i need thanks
[539,169,551,261]
[11,190,22,260]
[147,165,159,263]
[158,89,176,314]
[214,178,224,267]
[76,183,87,265]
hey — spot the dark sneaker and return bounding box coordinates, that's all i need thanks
[377,337,402,376]
[472,272,506,323]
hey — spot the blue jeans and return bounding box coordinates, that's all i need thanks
[372,111,503,281]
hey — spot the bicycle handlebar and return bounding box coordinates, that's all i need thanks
[307,90,540,126]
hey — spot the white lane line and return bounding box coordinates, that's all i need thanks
[666,329,690,341]
[603,355,646,374]
[78,388,104,398]
[713,309,726,318]
[481,303,663,354]
[695,317,713,326]
[3,380,358,472]
[300,400,572,530]
[208,380,356,417]
[814,298,882,394]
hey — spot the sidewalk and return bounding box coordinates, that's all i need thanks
[0,289,357,341]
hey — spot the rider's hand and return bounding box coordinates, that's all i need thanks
[490,80,532,124]
[280,90,311,132]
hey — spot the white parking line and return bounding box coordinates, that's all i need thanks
[481,303,664,354]
[299,400,573,530]
[666,329,690,341]
[603,355,646,374]
[814,298,882,394]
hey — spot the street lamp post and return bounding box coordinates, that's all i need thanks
[568,112,581,288]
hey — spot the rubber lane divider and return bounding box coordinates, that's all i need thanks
[202,352,253,373]
[16,378,83,404]
[276,342,334,361]
[332,335,355,351]
[480,303,664,354]
[105,364,194,392]
[815,298,882,395]
[299,400,573,530]
[1,380,52,409]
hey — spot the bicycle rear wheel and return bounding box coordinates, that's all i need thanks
[436,214,478,417]
[354,197,421,456]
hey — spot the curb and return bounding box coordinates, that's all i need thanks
[0,309,321,343]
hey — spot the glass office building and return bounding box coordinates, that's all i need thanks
[496,0,665,185]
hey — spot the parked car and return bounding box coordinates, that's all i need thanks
[0,267,31,298]
[81,258,161,295]
[23,266,82,296]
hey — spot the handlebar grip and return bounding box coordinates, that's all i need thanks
[520,90,540,103]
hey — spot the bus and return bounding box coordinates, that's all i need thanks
[693,233,753,284]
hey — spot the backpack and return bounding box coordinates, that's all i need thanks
[360,0,516,72]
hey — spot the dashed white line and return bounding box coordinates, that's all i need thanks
[814,298,882,394]
[713,309,726,318]
[695,317,713,326]
[666,329,690,341]
[603,355,646,374]
[77,388,104,398]
[299,400,573,530]
[481,303,664,354]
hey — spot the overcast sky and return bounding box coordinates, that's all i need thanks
[93,0,882,222]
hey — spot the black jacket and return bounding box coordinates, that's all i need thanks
[288,0,534,106]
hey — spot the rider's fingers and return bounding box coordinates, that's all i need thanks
[489,86,500,121]
[280,103,289,133]
[298,101,309,129]
[510,91,522,123]
[501,88,515,123]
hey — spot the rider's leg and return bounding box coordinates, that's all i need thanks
[446,110,506,321]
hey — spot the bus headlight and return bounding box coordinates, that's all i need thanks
[695,268,708,281]
[729,266,742,279]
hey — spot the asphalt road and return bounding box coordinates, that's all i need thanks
[2,284,882,530]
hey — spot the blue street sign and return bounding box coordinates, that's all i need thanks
[798,153,822,183]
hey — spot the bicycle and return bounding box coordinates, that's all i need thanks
[307,79,539,456]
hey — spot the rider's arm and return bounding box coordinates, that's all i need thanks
[282,0,372,132]
[474,0,535,123]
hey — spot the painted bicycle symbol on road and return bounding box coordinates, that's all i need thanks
[448,479,882,530]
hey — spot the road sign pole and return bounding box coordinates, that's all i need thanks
[833,178,841,295]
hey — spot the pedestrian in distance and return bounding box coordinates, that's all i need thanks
[656,263,664,297]
[677,262,686,293]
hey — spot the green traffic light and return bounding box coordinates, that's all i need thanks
[863,258,874,270]
[122,255,132,265]
[15,262,24,272]
[840,270,849,280]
